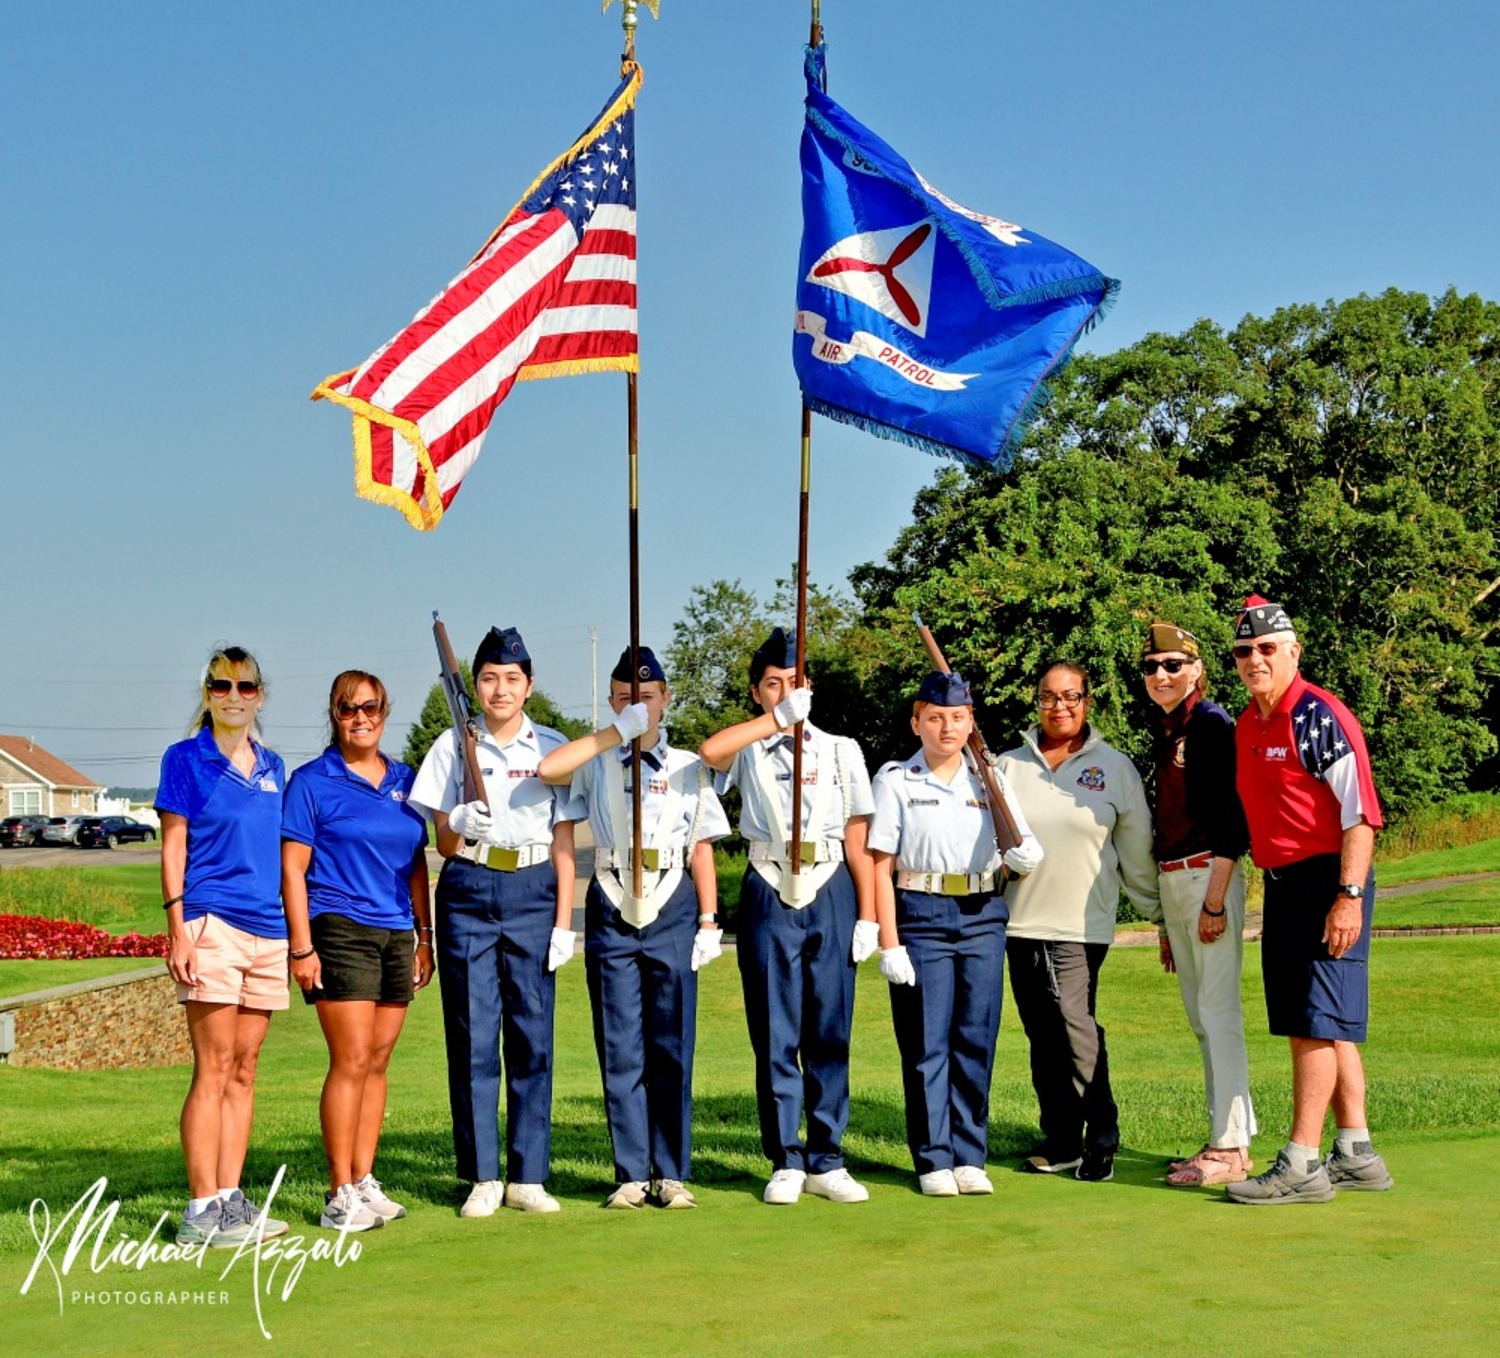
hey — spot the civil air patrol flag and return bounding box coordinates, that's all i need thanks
[794,45,1117,470]
[313,68,641,532]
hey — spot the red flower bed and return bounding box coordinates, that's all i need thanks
[0,914,168,960]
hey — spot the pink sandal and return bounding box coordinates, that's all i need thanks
[1167,1147,1252,1187]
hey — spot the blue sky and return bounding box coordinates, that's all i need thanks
[3,1,1496,785]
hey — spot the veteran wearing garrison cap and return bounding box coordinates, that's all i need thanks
[1225,596,1392,1204]
[1137,621,1257,1188]
[409,626,581,1217]
[539,647,729,1211]
[699,627,877,1206]
[868,671,1042,1196]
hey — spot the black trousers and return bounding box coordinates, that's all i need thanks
[1006,938,1119,1157]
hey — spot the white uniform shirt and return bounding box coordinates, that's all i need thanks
[720,721,874,844]
[409,717,579,847]
[868,751,1036,875]
[568,736,730,851]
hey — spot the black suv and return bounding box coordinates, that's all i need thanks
[0,815,49,847]
[74,816,158,850]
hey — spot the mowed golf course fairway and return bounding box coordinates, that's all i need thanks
[2,929,1498,1356]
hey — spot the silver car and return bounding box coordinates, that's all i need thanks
[39,815,90,845]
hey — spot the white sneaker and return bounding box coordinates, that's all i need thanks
[355,1173,406,1221]
[762,1168,807,1205]
[504,1182,561,1214]
[919,1169,960,1197]
[321,1182,385,1232]
[605,1180,649,1210]
[653,1179,698,1210]
[460,1180,504,1218]
[805,1167,869,1203]
[953,1165,994,1195]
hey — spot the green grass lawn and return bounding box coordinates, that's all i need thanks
[1375,877,1500,930]
[1377,836,1500,885]
[3,937,1498,1355]
[0,959,155,1000]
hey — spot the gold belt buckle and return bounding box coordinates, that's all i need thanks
[489,846,520,872]
[799,841,819,866]
[639,847,660,871]
[941,873,969,896]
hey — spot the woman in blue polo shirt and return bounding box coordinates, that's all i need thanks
[157,644,290,1248]
[282,671,431,1233]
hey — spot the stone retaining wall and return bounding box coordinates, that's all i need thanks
[0,967,192,1070]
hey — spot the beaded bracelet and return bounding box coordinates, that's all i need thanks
[289,945,316,961]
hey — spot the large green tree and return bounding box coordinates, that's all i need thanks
[850,289,1499,814]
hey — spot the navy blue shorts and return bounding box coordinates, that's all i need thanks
[1260,854,1374,1041]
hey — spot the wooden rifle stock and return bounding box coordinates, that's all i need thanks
[432,612,489,813]
[912,612,1022,855]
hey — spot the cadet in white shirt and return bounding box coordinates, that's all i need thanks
[409,626,579,1218]
[699,627,876,1207]
[538,647,729,1211]
[869,671,1043,1196]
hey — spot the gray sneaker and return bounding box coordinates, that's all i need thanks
[1226,1150,1335,1205]
[321,1182,385,1232]
[221,1189,289,1239]
[1326,1142,1394,1192]
[177,1199,255,1249]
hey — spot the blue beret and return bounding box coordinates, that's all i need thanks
[750,627,798,682]
[473,626,530,674]
[917,670,972,706]
[610,646,666,684]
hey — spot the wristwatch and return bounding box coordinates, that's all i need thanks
[1336,883,1364,899]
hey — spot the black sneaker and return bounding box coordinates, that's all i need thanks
[1075,1147,1115,1182]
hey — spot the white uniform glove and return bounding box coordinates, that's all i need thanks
[851,919,880,964]
[691,927,724,972]
[880,945,917,987]
[773,687,812,730]
[1003,838,1044,876]
[448,800,492,841]
[612,702,650,745]
[547,927,576,972]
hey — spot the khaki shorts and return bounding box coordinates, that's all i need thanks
[176,912,290,1011]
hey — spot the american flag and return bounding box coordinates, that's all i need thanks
[314,67,641,531]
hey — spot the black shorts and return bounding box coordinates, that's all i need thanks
[1260,854,1374,1042]
[306,912,415,1005]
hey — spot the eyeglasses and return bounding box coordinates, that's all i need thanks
[1140,658,1191,676]
[1038,691,1088,709]
[336,700,386,720]
[206,679,260,697]
[1232,641,1283,661]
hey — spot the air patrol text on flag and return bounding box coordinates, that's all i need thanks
[794,45,1117,470]
[313,68,642,531]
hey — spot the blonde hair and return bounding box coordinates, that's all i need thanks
[189,645,266,737]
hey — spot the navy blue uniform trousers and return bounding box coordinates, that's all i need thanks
[585,876,698,1184]
[434,856,557,1184]
[889,888,1008,1174]
[737,861,857,1174]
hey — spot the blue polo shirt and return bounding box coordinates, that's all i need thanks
[281,747,427,930]
[155,727,286,938]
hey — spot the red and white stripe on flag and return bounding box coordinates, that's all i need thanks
[313,66,641,531]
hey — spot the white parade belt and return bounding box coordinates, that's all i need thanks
[594,845,689,872]
[470,842,551,871]
[747,839,845,867]
[895,868,998,896]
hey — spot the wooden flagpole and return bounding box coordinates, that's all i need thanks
[790,0,823,880]
[610,0,657,898]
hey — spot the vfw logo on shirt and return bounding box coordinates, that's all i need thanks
[1260,746,1291,761]
[1077,767,1107,792]
[258,777,279,793]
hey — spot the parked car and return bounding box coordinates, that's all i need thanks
[74,816,158,850]
[39,815,92,845]
[0,815,49,847]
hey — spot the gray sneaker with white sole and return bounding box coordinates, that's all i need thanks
[1326,1142,1394,1192]
[1226,1151,1335,1205]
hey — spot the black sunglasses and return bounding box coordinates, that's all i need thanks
[1140,658,1191,676]
[206,679,260,697]
[336,700,386,720]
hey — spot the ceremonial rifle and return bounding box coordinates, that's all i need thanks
[912,613,1022,855]
[432,611,489,814]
